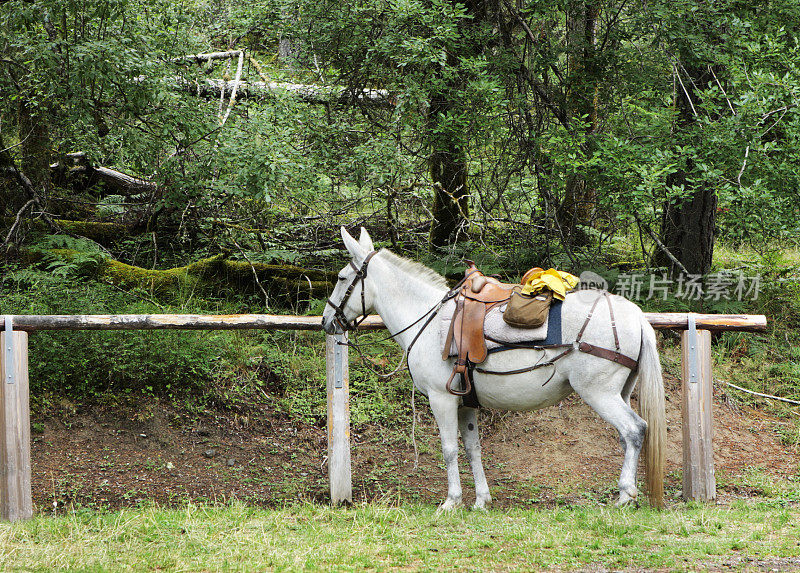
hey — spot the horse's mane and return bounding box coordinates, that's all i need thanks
[378,249,449,289]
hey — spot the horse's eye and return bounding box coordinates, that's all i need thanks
[338,276,347,282]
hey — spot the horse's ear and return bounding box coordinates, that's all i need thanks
[341,226,364,258]
[358,227,374,252]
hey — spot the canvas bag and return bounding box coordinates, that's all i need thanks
[502,288,553,329]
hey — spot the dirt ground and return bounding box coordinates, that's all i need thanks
[30,374,798,514]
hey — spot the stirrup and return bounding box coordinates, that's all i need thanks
[445,368,472,397]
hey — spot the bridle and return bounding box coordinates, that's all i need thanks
[325,250,379,332]
[325,250,469,348]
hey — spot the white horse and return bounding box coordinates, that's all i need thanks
[322,227,666,509]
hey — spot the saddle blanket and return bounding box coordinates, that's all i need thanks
[440,298,563,358]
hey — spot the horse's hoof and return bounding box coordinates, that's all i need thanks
[437,497,463,512]
[615,492,639,508]
[473,496,492,511]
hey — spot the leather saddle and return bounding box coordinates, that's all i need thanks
[442,262,516,396]
[440,263,640,402]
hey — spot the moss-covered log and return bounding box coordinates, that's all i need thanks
[17,250,335,307]
[184,255,334,303]
[59,220,137,242]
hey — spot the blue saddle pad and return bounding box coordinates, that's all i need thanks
[542,299,563,346]
[482,298,564,356]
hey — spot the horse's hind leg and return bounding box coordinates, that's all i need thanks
[621,368,638,407]
[429,392,463,510]
[573,379,648,507]
[458,407,492,510]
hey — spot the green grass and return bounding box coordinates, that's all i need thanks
[1,501,798,571]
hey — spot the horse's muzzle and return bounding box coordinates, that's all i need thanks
[321,315,341,335]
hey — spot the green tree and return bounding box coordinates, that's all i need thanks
[651,0,800,273]
[0,0,216,247]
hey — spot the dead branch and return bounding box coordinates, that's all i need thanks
[54,153,158,196]
[673,63,699,119]
[634,214,690,276]
[219,51,244,127]
[227,229,270,307]
[247,54,271,83]
[708,65,735,116]
[736,145,750,187]
[2,198,35,249]
[5,161,60,234]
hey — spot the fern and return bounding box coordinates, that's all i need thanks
[28,235,108,279]
[96,195,128,217]
[36,234,107,254]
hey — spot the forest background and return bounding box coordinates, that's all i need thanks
[1,0,800,426]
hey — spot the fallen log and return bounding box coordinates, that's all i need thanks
[174,77,393,107]
[2,218,149,245]
[51,153,158,196]
[172,50,392,107]
[94,166,157,195]
[173,50,243,64]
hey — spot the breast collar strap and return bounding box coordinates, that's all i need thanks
[326,250,379,332]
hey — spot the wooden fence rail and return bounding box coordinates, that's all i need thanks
[0,312,767,520]
[0,313,766,332]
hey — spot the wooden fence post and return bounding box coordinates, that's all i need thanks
[326,333,352,504]
[681,315,716,502]
[1,317,33,521]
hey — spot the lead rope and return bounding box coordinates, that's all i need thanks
[328,259,472,472]
[337,290,450,473]
[339,274,468,379]
[343,295,448,379]
[411,383,419,470]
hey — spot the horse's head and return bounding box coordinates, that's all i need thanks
[322,227,377,334]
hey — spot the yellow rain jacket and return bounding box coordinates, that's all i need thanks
[520,268,579,300]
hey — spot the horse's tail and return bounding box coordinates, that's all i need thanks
[638,315,666,509]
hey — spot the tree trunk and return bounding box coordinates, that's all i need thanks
[660,177,716,276]
[656,63,719,276]
[428,93,470,248]
[427,0,489,249]
[557,0,600,243]
[17,98,51,202]
[279,8,299,69]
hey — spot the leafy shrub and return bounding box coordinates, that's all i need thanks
[255,330,412,426]
[1,261,414,426]
[1,266,242,402]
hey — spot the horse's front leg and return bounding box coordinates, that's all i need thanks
[429,392,463,510]
[458,407,492,510]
